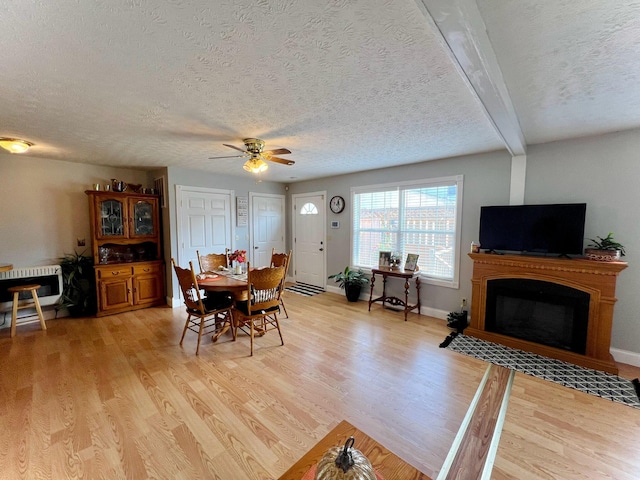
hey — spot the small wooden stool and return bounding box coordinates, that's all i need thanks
[7,284,47,337]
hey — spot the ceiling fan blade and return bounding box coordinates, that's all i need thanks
[223,144,248,153]
[208,154,247,159]
[263,148,292,156]
[266,156,295,166]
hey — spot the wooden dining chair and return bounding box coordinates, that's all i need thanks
[197,249,229,273]
[270,249,292,318]
[171,258,234,355]
[233,263,285,356]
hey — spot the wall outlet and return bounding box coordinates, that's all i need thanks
[461,298,467,308]
[77,238,86,247]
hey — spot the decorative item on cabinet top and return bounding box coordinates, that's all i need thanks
[92,182,155,195]
[110,179,144,193]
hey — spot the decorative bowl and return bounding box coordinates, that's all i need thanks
[584,248,621,262]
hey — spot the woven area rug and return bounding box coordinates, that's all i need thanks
[441,333,640,409]
[285,283,325,297]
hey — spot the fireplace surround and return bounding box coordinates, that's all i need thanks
[467,253,627,374]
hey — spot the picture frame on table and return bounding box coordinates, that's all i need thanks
[405,253,419,271]
[378,251,391,267]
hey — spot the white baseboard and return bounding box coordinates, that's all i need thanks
[420,306,449,321]
[611,348,640,368]
[326,285,452,320]
[325,285,342,295]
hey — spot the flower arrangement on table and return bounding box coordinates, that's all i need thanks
[228,249,247,264]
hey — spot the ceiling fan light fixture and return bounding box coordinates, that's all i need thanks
[0,138,34,154]
[243,157,268,173]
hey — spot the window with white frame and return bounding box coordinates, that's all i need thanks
[351,175,463,287]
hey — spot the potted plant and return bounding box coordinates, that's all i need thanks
[447,311,468,332]
[328,266,369,302]
[58,251,97,317]
[584,232,626,262]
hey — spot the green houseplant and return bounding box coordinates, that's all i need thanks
[328,266,369,302]
[585,232,625,262]
[58,251,97,317]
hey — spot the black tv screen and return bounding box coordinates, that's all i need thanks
[479,203,586,255]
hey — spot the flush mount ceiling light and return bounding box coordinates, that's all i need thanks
[0,138,34,154]
[243,156,268,174]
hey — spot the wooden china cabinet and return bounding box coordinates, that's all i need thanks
[86,190,165,316]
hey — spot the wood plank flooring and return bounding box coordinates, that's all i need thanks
[1,291,640,479]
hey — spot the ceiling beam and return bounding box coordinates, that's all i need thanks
[415,0,526,156]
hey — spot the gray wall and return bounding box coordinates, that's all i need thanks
[163,166,286,303]
[524,130,640,354]
[2,128,638,362]
[288,150,512,314]
[288,129,640,362]
[0,155,151,267]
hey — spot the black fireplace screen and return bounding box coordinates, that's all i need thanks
[485,278,590,354]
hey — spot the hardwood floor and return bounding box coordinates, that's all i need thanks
[1,291,639,479]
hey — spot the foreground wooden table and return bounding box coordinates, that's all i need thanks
[278,420,431,479]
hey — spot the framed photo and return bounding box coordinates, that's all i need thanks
[378,251,392,267]
[236,196,248,226]
[405,253,419,271]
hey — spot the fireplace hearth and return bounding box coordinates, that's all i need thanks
[467,253,627,374]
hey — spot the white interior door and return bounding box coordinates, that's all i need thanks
[293,192,326,288]
[250,193,285,268]
[176,186,233,269]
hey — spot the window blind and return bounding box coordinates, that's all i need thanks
[352,176,463,287]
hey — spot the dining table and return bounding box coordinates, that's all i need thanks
[196,269,248,300]
[196,269,249,342]
[0,263,13,273]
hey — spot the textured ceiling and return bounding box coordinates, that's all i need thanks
[1,0,639,182]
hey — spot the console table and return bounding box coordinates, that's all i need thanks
[368,267,421,321]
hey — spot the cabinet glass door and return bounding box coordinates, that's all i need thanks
[100,199,125,237]
[132,200,155,236]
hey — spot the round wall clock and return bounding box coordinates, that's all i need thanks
[330,195,345,214]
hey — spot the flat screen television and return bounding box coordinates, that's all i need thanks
[479,203,586,256]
